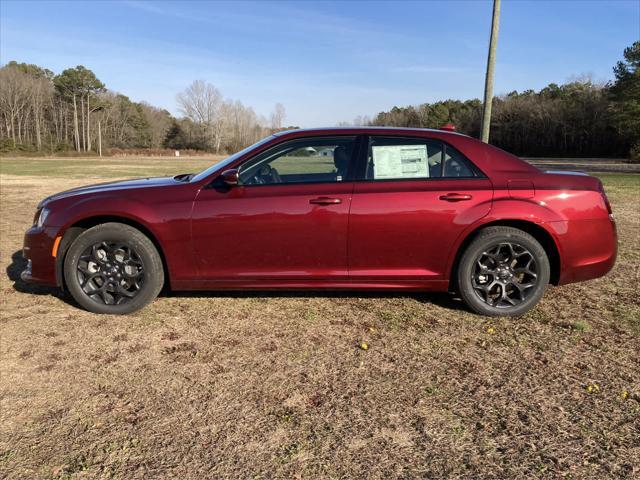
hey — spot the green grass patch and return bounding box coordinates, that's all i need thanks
[573,320,590,332]
[0,157,219,178]
[593,172,640,190]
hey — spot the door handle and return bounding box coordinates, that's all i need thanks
[309,197,342,205]
[439,193,472,202]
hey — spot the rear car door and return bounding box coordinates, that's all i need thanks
[348,135,493,286]
[191,136,360,285]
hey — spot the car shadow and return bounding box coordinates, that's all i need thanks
[6,249,466,312]
[165,288,467,311]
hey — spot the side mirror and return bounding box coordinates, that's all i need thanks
[220,169,239,186]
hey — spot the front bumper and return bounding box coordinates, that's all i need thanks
[21,226,60,286]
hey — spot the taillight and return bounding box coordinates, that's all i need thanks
[602,191,613,214]
[598,182,613,217]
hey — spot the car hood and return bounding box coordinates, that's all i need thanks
[39,176,179,207]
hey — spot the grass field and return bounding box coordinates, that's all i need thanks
[0,156,223,179]
[1,156,639,479]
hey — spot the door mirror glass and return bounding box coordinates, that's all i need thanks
[220,169,239,186]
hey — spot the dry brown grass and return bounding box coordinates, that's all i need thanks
[1,158,639,479]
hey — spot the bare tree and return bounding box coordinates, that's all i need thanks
[30,76,53,150]
[72,94,80,150]
[225,99,261,151]
[270,102,286,130]
[176,80,225,151]
[0,67,31,144]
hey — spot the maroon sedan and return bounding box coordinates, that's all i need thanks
[22,128,617,316]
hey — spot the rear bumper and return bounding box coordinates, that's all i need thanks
[21,226,60,286]
[550,216,617,286]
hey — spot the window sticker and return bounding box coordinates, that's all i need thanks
[372,144,429,179]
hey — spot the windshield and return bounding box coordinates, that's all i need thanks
[190,135,277,183]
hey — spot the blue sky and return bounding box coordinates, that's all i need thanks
[1,0,638,127]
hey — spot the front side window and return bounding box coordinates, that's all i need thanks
[365,136,478,180]
[191,135,276,183]
[239,136,357,185]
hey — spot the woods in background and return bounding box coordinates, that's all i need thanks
[0,65,287,155]
[368,41,639,160]
[1,41,637,159]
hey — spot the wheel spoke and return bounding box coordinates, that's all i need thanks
[77,265,92,275]
[81,273,102,288]
[501,287,517,306]
[514,267,537,277]
[116,285,136,298]
[98,289,107,303]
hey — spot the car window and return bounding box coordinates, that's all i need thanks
[190,135,276,183]
[366,137,443,180]
[443,144,475,177]
[239,137,357,185]
[365,136,477,180]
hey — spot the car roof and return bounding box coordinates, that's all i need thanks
[273,126,470,138]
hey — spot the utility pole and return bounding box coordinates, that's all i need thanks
[481,0,501,143]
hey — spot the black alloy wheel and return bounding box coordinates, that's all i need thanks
[76,241,145,305]
[64,223,164,314]
[471,242,538,308]
[457,226,550,317]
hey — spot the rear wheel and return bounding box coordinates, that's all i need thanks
[457,226,550,317]
[63,223,164,314]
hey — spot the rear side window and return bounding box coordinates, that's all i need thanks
[443,144,476,178]
[365,136,479,180]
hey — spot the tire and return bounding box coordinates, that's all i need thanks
[63,223,164,314]
[457,226,550,317]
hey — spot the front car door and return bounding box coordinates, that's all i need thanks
[190,136,361,287]
[348,135,493,288]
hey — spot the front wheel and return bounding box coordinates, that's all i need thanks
[457,226,550,317]
[63,223,164,314]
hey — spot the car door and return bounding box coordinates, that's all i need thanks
[348,135,493,286]
[191,136,360,285]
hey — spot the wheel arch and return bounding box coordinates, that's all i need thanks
[55,215,171,291]
[449,219,561,291]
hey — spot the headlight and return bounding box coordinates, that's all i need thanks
[35,208,50,228]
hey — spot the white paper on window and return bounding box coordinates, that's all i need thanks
[372,144,429,179]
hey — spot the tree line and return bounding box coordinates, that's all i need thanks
[368,41,639,160]
[0,62,289,155]
[1,41,637,159]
